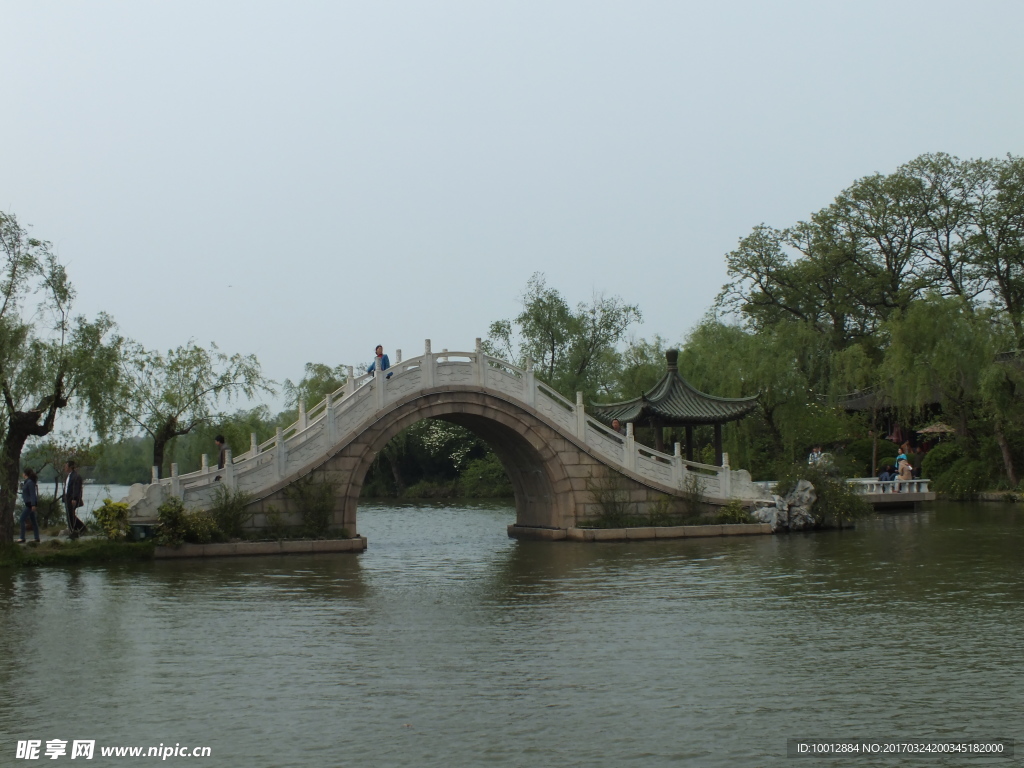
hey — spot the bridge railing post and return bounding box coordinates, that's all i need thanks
[673,442,684,488]
[152,466,159,484]
[721,452,731,498]
[525,357,536,406]
[625,422,637,472]
[475,338,486,387]
[325,392,336,445]
[299,400,307,430]
[575,392,587,442]
[345,366,355,397]
[423,339,434,388]
[223,450,235,491]
[250,432,258,459]
[396,348,402,364]
[170,463,180,498]
[276,427,287,480]
[201,454,209,475]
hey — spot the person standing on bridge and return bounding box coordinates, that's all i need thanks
[367,345,392,379]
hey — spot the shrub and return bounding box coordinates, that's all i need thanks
[715,500,753,524]
[156,496,188,546]
[93,498,130,541]
[157,497,224,545]
[208,486,254,538]
[285,477,336,537]
[933,457,988,500]
[183,509,220,544]
[35,496,66,529]
[843,438,876,476]
[921,442,962,479]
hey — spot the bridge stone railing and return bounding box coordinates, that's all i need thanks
[847,478,931,495]
[126,338,767,517]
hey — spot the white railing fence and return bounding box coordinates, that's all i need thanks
[136,338,760,512]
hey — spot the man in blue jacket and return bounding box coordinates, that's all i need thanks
[367,345,392,379]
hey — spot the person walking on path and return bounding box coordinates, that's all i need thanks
[62,460,87,539]
[19,468,41,543]
[367,345,392,379]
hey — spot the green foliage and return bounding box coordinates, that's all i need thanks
[843,438,877,476]
[921,442,962,479]
[183,509,220,544]
[775,463,871,526]
[155,496,224,545]
[486,272,642,400]
[285,477,336,538]
[207,485,254,538]
[34,496,66,529]
[93,498,130,541]
[0,211,121,544]
[933,457,989,500]
[715,500,753,524]
[104,338,275,477]
[457,453,513,498]
[156,496,188,546]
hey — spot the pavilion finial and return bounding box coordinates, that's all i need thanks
[666,348,679,371]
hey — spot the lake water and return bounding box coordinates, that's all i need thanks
[1,501,1022,766]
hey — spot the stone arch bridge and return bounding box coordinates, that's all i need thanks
[126,341,767,536]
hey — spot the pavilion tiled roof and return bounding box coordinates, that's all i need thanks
[590,349,759,426]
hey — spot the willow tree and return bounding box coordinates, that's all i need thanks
[104,340,274,477]
[0,212,120,544]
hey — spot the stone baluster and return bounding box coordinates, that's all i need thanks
[625,422,637,472]
[721,452,731,498]
[201,454,209,474]
[395,348,402,363]
[223,450,235,490]
[151,466,159,484]
[345,366,355,397]
[298,400,307,430]
[325,391,336,445]
[276,427,287,480]
[673,442,684,489]
[475,338,485,386]
[423,339,434,387]
[525,357,536,406]
[250,433,258,458]
[170,463,180,497]
[575,392,587,442]
[374,356,385,411]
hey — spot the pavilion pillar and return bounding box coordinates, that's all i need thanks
[714,423,723,467]
[685,425,694,462]
[653,419,664,452]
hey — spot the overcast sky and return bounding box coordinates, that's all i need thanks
[3,1,1022,408]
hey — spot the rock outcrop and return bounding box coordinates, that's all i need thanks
[751,479,818,532]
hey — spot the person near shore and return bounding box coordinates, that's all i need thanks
[62,460,87,539]
[19,468,41,543]
[897,458,914,492]
[611,418,626,435]
[367,345,392,379]
[808,445,824,466]
[877,464,894,491]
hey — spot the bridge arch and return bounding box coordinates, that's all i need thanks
[316,389,585,533]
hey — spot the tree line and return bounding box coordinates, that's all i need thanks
[6,151,1023,543]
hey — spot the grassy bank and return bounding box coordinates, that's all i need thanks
[1,540,156,569]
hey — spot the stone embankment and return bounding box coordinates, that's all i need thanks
[154,537,367,559]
